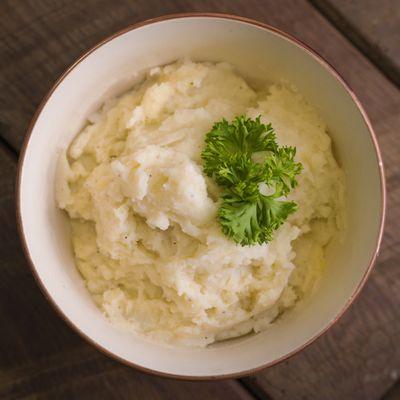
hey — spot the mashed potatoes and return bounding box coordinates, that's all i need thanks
[56,60,345,347]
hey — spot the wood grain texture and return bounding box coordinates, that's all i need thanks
[0,146,254,398]
[0,0,399,399]
[312,0,400,86]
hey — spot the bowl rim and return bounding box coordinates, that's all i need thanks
[15,12,386,380]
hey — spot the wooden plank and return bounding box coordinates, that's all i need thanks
[0,0,399,399]
[0,144,254,399]
[311,0,400,86]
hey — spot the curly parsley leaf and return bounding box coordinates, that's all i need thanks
[201,116,302,246]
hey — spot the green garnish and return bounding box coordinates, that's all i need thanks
[201,116,302,246]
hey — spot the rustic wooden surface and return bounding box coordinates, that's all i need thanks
[312,0,400,86]
[0,1,399,399]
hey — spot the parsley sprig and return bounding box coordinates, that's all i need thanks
[201,116,302,246]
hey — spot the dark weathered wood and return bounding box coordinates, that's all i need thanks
[0,145,254,399]
[0,1,399,399]
[311,0,400,86]
[382,380,400,400]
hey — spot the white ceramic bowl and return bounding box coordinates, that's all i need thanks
[17,14,385,379]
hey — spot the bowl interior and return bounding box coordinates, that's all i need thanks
[18,15,384,378]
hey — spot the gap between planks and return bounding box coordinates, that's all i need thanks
[381,379,400,400]
[0,134,18,159]
[309,0,400,88]
[239,378,274,400]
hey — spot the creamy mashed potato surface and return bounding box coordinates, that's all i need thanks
[56,60,345,347]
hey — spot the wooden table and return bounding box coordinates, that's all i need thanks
[1,1,399,399]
